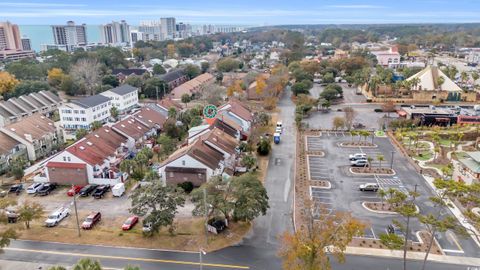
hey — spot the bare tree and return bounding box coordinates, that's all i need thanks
[199,83,226,106]
[343,107,357,130]
[70,58,102,95]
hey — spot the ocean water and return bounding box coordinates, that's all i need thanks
[18,25,101,52]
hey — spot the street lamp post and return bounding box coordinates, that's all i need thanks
[390,151,395,169]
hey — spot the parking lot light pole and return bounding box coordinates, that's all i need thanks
[390,151,395,169]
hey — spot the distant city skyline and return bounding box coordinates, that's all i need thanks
[0,0,479,25]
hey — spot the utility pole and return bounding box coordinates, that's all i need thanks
[199,248,206,270]
[203,188,208,245]
[390,151,395,169]
[73,190,81,237]
[155,86,159,102]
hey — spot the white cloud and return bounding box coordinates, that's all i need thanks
[0,2,86,7]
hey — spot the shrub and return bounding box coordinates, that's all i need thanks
[257,138,271,156]
[178,181,194,193]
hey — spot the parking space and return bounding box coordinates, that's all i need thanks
[321,131,349,137]
[306,136,325,152]
[310,186,333,218]
[307,155,332,181]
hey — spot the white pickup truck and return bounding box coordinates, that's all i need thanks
[45,207,70,227]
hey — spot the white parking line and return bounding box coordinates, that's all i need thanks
[370,228,377,239]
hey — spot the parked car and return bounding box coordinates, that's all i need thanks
[275,126,282,134]
[359,183,379,192]
[274,133,281,144]
[37,183,58,196]
[351,159,368,167]
[122,216,139,230]
[92,185,110,199]
[45,207,70,227]
[0,189,8,197]
[142,222,152,233]
[349,153,367,161]
[67,185,83,196]
[79,185,98,197]
[81,212,101,229]
[276,121,283,128]
[8,184,23,194]
[26,183,44,194]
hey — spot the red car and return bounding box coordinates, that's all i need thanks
[122,216,139,230]
[67,185,83,196]
[81,212,101,229]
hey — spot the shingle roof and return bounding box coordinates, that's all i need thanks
[158,69,186,83]
[170,73,214,99]
[66,127,127,165]
[133,107,167,129]
[39,90,62,103]
[71,95,111,109]
[204,127,238,155]
[112,116,149,141]
[4,114,56,141]
[112,68,147,76]
[161,138,224,170]
[108,85,138,96]
[0,132,21,156]
[218,99,253,122]
[158,98,182,111]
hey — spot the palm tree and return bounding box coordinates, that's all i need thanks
[436,76,445,90]
[410,77,420,90]
[472,71,479,87]
[90,120,102,131]
[460,71,469,85]
[378,189,387,210]
[377,154,385,168]
[350,130,358,142]
[73,258,102,270]
[367,157,373,172]
[168,107,177,119]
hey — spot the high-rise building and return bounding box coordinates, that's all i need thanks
[139,20,161,41]
[130,30,145,46]
[21,36,31,51]
[160,17,176,40]
[176,22,192,39]
[100,20,130,46]
[0,21,22,50]
[0,21,35,60]
[51,21,87,51]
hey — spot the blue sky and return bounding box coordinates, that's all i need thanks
[1,0,479,25]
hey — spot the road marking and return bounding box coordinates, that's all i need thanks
[442,249,465,254]
[4,247,250,269]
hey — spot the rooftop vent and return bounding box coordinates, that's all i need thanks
[121,124,125,128]
[79,146,85,150]
[94,134,99,138]
[86,141,93,146]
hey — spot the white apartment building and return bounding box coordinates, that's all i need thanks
[99,85,139,113]
[100,20,130,46]
[51,21,87,52]
[59,95,112,130]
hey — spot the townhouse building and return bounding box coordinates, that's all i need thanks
[59,95,112,130]
[99,85,139,113]
[0,132,27,173]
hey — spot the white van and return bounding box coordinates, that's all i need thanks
[276,121,283,128]
[112,183,125,197]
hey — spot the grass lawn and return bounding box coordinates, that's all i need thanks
[8,216,250,252]
[453,152,469,160]
[426,163,453,175]
[439,139,453,147]
[414,151,433,161]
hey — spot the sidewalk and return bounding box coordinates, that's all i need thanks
[346,246,480,267]
[0,259,57,270]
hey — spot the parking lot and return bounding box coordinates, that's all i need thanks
[305,132,478,256]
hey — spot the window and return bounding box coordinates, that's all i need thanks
[81,118,86,121]
[169,172,174,177]
[74,110,79,114]
[182,160,186,166]
[63,156,66,161]
[80,110,85,114]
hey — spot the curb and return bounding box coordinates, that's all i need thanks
[338,142,378,148]
[344,246,480,266]
[361,202,420,215]
[349,167,396,176]
[361,202,397,215]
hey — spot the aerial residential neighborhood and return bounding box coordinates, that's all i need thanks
[1,1,480,270]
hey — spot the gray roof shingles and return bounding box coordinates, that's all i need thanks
[108,85,138,96]
[71,95,111,109]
